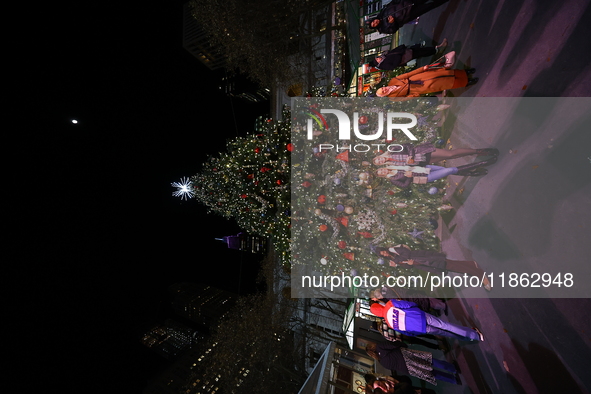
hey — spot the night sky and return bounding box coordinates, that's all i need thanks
[14,1,268,391]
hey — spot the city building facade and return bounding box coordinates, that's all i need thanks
[182,2,226,70]
[141,319,198,360]
[168,282,238,327]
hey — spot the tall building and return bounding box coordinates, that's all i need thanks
[143,345,222,394]
[219,73,270,103]
[168,283,237,327]
[142,284,240,394]
[182,2,226,70]
[140,319,198,360]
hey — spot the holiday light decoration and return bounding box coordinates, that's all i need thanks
[179,87,449,273]
[290,96,447,278]
[172,177,194,200]
[187,110,293,265]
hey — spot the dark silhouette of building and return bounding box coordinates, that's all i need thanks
[182,2,226,70]
[142,283,240,393]
[220,73,270,103]
[168,283,238,327]
[142,345,221,394]
[140,319,198,360]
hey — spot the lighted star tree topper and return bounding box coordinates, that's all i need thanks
[172,177,194,200]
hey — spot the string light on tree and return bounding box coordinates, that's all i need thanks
[172,177,194,200]
[290,96,447,278]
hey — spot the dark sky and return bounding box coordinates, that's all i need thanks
[14,1,269,392]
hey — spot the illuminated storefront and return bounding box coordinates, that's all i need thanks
[298,341,375,394]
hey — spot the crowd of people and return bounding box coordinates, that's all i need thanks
[365,0,479,99]
[363,285,483,392]
[362,1,489,392]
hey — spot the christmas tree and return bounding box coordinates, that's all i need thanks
[290,97,451,282]
[184,93,451,277]
[189,111,292,260]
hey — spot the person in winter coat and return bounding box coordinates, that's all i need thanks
[372,142,499,167]
[369,40,447,70]
[376,65,478,99]
[369,286,447,315]
[370,299,485,341]
[374,156,498,185]
[366,0,450,35]
[371,320,443,351]
[371,244,492,290]
[366,342,460,385]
